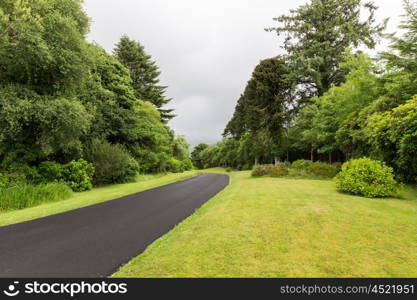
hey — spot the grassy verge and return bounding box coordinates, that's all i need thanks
[0,183,72,211]
[0,171,200,227]
[113,169,417,278]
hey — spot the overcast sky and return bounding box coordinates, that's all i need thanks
[84,0,405,147]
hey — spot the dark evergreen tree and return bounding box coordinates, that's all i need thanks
[224,58,293,162]
[191,143,209,169]
[267,0,386,99]
[113,36,175,122]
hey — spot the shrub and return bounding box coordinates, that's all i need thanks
[166,158,184,173]
[252,165,271,177]
[0,183,72,211]
[308,162,340,178]
[332,162,343,170]
[251,165,288,177]
[292,160,313,170]
[269,166,288,177]
[335,158,398,198]
[0,173,9,188]
[0,167,32,188]
[85,139,139,186]
[276,161,291,168]
[288,169,306,177]
[61,159,95,192]
[242,164,251,171]
[38,161,63,183]
[226,167,233,173]
[182,159,194,171]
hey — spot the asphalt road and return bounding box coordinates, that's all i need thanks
[0,174,229,278]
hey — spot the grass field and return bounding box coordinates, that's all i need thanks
[113,169,417,278]
[0,171,200,227]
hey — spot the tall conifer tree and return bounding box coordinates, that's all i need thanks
[114,36,175,122]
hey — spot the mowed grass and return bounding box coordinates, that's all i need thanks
[0,171,200,227]
[113,169,417,278]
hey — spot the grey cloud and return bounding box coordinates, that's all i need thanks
[84,0,404,147]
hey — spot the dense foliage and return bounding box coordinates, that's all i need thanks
[251,160,339,179]
[197,0,417,186]
[114,36,175,122]
[0,0,193,205]
[84,139,139,186]
[336,158,398,198]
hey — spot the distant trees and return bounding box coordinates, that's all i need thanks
[114,36,175,122]
[199,0,417,184]
[191,143,209,169]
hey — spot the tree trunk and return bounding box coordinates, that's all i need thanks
[310,149,314,162]
[255,157,259,166]
[274,157,279,166]
[329,152,332,164]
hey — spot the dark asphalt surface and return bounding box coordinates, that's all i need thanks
[0,174,229,278]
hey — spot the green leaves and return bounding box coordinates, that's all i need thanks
[0,85,92,164]
[114,36,174,122]
[336,158,398,198]
[0,0,90,94]
[268,0,386,97]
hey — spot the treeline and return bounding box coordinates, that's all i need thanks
[192,0,417,184]
[0,0,193,194]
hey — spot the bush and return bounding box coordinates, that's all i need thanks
[226,167,233,173]
[288,169,307,177]
[269,166,288,177]
[252,165,271,177]
[38,161,63,183]
[166,158,184,173]
[276,161,291,168]
[242,164,251,171]
[292,160,313,170]
[252,165,288,178]
[0,183,72,211]
[308,162,340,178]
[61,159,95,192]
[0,166,37,187]
[182,159,194,171]
[85,139,139,186]
[335,158,398,198]
[332,162,343,170]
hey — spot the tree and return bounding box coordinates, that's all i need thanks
[309,52,380,161]
[0,0,90,95]
[268,0,386,99]
[191,143,209,169]
[378,0,417,109]
[224,58,293,162]
[114,36,175,122]
[291,103,320,161]
[172,136,190,161]
[363,96,417,183]
[80,44,138,145]
[0,85,92,167]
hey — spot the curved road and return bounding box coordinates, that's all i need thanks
[0,174,229,278]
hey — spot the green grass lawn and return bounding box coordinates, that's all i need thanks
[113,169,417,278]
[0,171,200,227]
